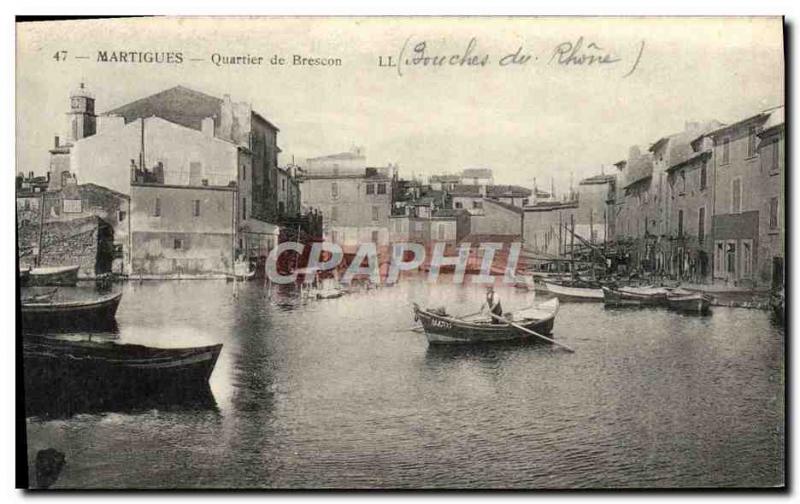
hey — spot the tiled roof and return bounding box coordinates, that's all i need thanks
[484,198,524,214]
[102,85,279,132]
[449,184,482,196]
[308,151,365,161]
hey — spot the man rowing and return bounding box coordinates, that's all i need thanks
[482,286,503,324]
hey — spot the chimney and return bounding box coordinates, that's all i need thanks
[54,136,60,148]
[201,117,215,137]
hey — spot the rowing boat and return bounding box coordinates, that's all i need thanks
[413,298,560,345]
[21,291,122,331]
[603,286,669,307]
[23,336,222,417]
[543,280,603,302]
[665,289,712,315]
[28,265,80,287]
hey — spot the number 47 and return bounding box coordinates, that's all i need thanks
[53,50,67,62]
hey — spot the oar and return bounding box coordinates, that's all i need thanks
[488,312,575,353]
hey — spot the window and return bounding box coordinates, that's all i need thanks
[242,165,246,180]
[63,199,82,213]
[192,199,200,217]
[366,183,375,195]
[747,126,757,157]
[698,207,705,244]
[242,197,247,220]
[377,183,387,195]
[522,198,529,206]
[174,238,183,250]
[742,240,753,278]
[715,241,724,277]
[732,178,742,213]
[770,140,780,173]
[331,206,338,221]
[371,230,380,243]
[118,210,126,222]
[282,179,286,190]
[331,182,339,199]
[769,197,779,230]
[677,209,684,237]
[154,197,161,217]
[700,163,707,190]
[721,137,731,164]
[455,201,463,209]
[680,171,686,194]
[726,242,736,275]
[372,206,379,221]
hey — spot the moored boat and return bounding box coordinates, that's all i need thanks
[28,265,80,286]
[543,280,603,302]
[23,336,222,417]
[21,291,123,331]
[603,286,669,307]
[413,298,560,345]
[665,289,712,315]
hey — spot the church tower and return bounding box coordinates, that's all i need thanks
[68,82,96,142]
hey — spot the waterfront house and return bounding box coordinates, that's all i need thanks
[45,84,286,277]
[300,147,395,250]
[700,106,784,287]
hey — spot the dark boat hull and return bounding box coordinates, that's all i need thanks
[28,265,80,287]
[666,294,712,315]
[23,337,222,418]
[414,300,558,345]
[602,287,666,307]
[21,292,122,332]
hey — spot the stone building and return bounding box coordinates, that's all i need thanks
[700,106,784,287]
[576,174,616,244]
[300,148,395,250]
[17,180,128,277]
[45,84,288,276]
[129,182,236,278]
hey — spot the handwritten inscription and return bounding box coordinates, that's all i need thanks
[378,36,645,78]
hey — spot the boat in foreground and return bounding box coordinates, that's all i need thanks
[23,336,222,417]
[665,289,712,315]
[603,286,669,307]
[21,291,122,331]
[543,280,603,302]
[27,265,80,287]
[413,298,560,345]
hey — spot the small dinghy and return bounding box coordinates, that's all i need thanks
[28,265,80,287]
[413,298,560,345]
[21,291,123,331]
[603,286,669,307]
[544,280,603,302]
[665,289,712,315]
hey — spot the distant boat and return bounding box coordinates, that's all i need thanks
[603,286,669,307]
[28,265,80,287]
[413,298,559,345]
[23,337,222,417]
[543,280,603,302]
[21,291,122,331]
[665,289,712,315]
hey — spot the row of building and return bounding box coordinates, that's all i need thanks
[17,84,320,279]
[16,83,784,290]
[297,108,784,289]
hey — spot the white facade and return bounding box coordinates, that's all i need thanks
[71,116,240,195]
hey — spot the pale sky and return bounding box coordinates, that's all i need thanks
[16,17,784,195]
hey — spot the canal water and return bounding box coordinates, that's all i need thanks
[24,276,784,488]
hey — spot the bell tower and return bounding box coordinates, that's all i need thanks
[68,82,96,142]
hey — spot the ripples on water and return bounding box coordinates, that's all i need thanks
[25,277,784,488]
